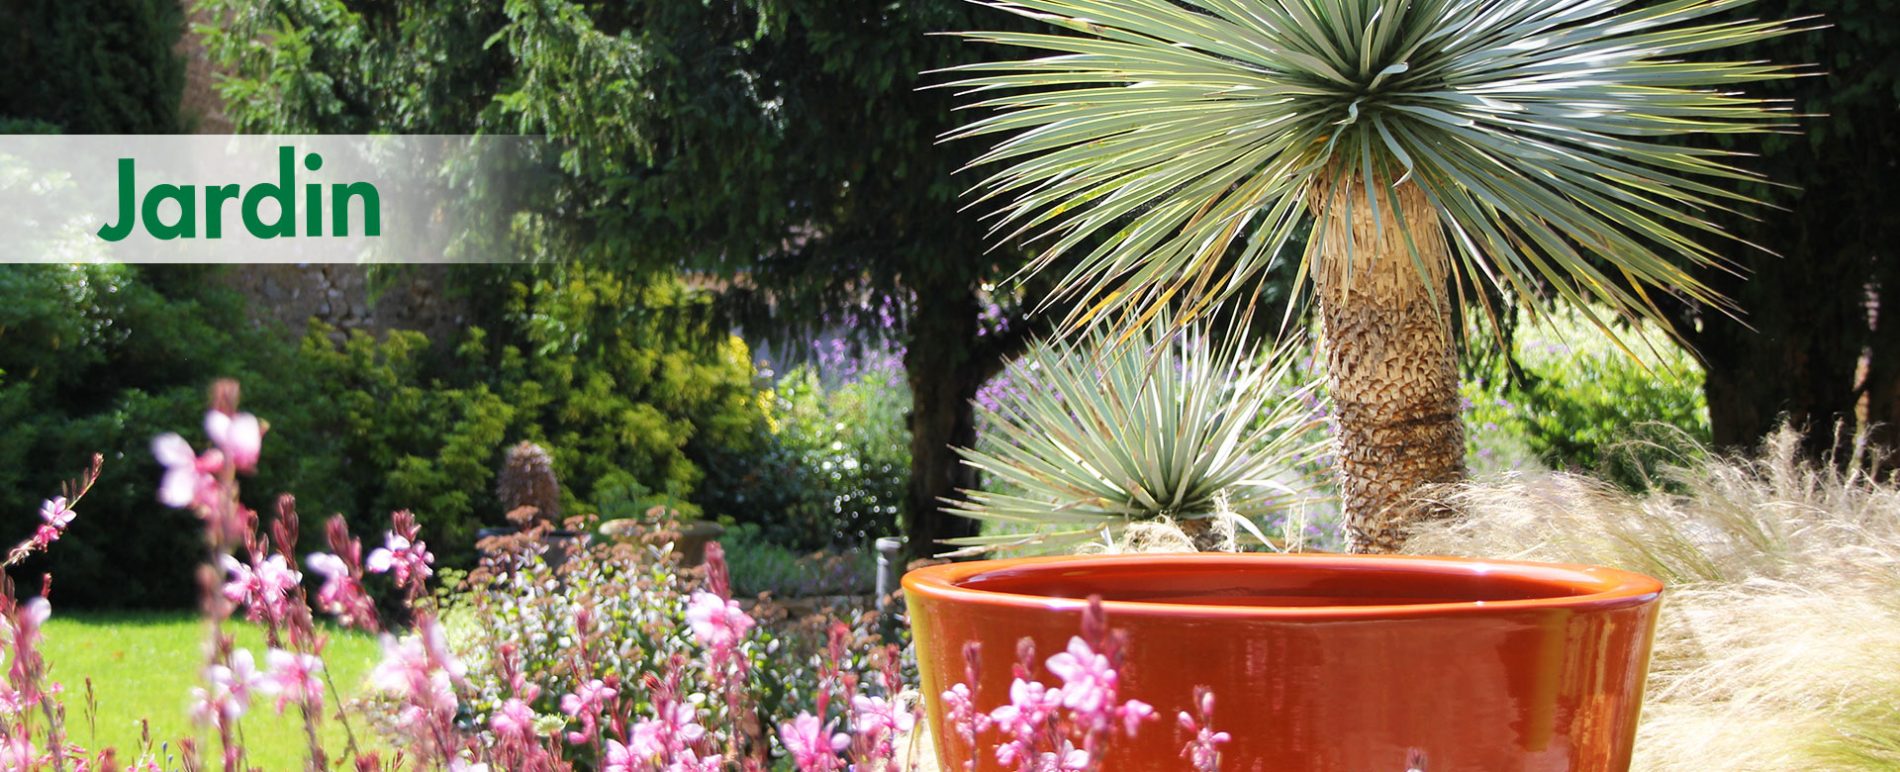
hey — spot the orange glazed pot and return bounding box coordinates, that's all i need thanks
[904,553,1663,771]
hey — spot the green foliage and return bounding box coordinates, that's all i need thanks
[0,0,186,133]
[193,0,1057,549]
[697,354,911,549]
[296,263,765,566]
[0,263,766,608]
[949,320,1324,553]
[293,323,515,554]
[720,522,875,599]
[1463,307,1711,488]
[0,265,339,607]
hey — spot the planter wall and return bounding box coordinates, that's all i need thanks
[905,553,1663,771]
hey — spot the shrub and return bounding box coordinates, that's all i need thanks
[0,0,186,133]
[0,265,347,607]
[1464,307,1710,488]
[719,522,875,599]
[0,263,773,608]
[278,264,767,573]
[697,343,910,550]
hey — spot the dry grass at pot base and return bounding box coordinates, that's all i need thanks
[1406,428,1900,771]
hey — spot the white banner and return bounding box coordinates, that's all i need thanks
[0,135,541,263]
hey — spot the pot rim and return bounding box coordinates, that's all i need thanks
[902,553,1662,621]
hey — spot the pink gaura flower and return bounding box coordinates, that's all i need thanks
[39,497,74,529]
[366,532,434,587]
[221,554,302,621]
[602,739,636,772]
[306,551,376,629]
[209,649,269,717]
[152,433,221,510]
[28,497,75,550]
[1044,633,1153,737]
[18,596,50,638]
[560,678,617,743]
[369,618,466,732]
[1118,697,1157,736]
[1036,749,1091,771]
[684,590,754,651]
[0,735,33,769]
[264,648,325,714]
[204,410,262,472]
[488,697,536,740]
[630,702,705,757]
[990,678,1067,768]
[850,693,914,748]
[778,711,843,771]
[1046,636,1116,715]
[560,678,616,717]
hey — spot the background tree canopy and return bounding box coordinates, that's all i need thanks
[1658,0,1900,458]
[196,0,1060,553]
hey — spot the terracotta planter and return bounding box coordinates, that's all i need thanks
[905,553,1663,771]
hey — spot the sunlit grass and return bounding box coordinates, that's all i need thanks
[41,611,383,769]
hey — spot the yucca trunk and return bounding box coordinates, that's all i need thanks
[1313,180,1465,553]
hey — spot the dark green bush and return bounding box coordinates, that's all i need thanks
[0,265,344,607]
[0,0,186,133]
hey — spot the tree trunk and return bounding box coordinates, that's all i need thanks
[1683,166,1869,461]
[903,288,986,558]
[1312,180,1466,553]
[1865,259,1900,454]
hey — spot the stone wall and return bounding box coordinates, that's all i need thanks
[220,265,471,345]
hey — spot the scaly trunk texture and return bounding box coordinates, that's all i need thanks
[1313,180,1466,553]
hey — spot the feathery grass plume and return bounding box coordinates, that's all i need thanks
[945,317,1325,555]
[1406,427,1900,770]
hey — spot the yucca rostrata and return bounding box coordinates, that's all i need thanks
[947,0,1804,551]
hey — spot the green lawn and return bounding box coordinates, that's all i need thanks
[41,611,384,769]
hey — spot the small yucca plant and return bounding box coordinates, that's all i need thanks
[946,320,1325,554]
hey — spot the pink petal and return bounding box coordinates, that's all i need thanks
[152,433,196,468]
[159,469,196,508]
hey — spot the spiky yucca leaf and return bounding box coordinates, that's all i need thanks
[946,0,1807,337]
[945,321,1324,552]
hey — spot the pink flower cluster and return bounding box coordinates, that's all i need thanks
[366,510,434,597]
[9,381,961,772]
[6,455,98,568]
[306,517,380,632]
[1176,687,1229,771]
[938,598,1239,772]
[190,647,322,727]
[220,553,302,624]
